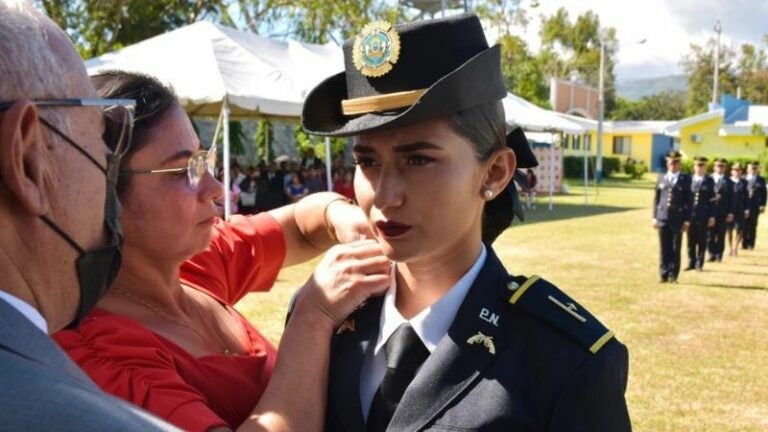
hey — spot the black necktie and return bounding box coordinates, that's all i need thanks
[366,323,430,432]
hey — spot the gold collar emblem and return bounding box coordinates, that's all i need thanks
[467,331,496,355]
[353,21,401,78]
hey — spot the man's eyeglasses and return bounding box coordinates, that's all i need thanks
[119,142,217,188]
[0,98,135,184]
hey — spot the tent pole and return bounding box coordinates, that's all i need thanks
[583,133,588,206]
[549,134,555,211]
[223,98,231,220]
[325,137,333,191]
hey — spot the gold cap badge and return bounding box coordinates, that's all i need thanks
[353,21,401,78]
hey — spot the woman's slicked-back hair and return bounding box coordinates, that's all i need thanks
[91,70,177,193]
[446,100,515,244]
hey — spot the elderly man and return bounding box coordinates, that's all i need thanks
[0,2,175,429]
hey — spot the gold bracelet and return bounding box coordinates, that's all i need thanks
[323,197,354,243]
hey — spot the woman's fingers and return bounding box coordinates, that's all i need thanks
[348,255,391,276]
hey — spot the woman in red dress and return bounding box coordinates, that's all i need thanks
[54,71,390,432]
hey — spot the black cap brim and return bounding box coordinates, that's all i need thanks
[302,45,505,137]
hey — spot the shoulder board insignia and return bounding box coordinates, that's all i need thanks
[505,274,615,354]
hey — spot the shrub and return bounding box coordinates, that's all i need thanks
[624,158,649,179]
[563,156,621,178]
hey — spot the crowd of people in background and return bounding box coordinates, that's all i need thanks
[215,150,357,215]
[653,151,766,284]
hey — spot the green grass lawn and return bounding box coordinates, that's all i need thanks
[236,174,768,432]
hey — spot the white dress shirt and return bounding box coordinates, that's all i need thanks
[358,245,487,420]
[666,171,680,185]
[0,291,48,334]
[712,173,723,184]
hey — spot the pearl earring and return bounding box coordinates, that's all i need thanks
[484,189,494,199]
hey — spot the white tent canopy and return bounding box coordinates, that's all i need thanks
[503,92,585,134]
[85,21,343,119]
[86,21,344,219]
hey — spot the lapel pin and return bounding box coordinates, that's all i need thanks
[337,318,356,335]
[467,331,496,355]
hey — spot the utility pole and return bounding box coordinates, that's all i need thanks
[712,20,722,107]
[596,39,606,182]
[595,37,645,183]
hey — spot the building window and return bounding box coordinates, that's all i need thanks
[585,135,591,151]
[573,135,581,150]
[563,135,570,149]
[612,136,632,155]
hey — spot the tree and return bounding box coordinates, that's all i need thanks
[538,8,618,113]
[38,1,408,57]
[38,0,233,58]
[497,34,549,107]
[681,38,738,115]
[610,91,687,121]
[217,0,408,45]
[735,39,768,105]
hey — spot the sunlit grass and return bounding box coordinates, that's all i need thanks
[235,173,768,432]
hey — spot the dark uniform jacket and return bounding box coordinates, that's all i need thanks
[729,177,748,215]
[689,175,716,223]
[325,248,631,432]
[745,175,767,211]
[710,175,733,220]
[654,173,691,226]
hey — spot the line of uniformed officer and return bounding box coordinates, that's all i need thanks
[743,161,767,249]
[655,153,766,283]
[686,156,716,271]
[653,151,691,283]
[707,158,733,262]
[726,163,749,256]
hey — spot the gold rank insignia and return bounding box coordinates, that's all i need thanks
[353,21,401,78]
[467,332,496,355]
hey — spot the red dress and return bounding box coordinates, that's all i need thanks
[54,213,286,432]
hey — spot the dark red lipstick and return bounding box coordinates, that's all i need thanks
[375,220,412,238]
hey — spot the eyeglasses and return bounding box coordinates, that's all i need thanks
[695,163,706,167]
[119,142,217,188]
[0,98,135,185]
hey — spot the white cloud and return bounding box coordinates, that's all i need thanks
[506,0,766,81]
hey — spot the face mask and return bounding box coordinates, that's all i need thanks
[40,152,123,328]
[1,98,134,329]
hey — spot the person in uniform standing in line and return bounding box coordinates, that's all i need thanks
[686,156,715,271]
[727,163,749,256]
[707,158,733,262]
[653,151,691,282]
[302,14,631,431]
[742,161,767,249]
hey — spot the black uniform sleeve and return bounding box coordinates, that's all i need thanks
[546,342,631,432]
[706,178,717,219]
[759,178,767,207]
[653,176,661,218]
[683,178,693,222]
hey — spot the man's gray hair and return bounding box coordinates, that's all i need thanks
[0,0,71,100]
